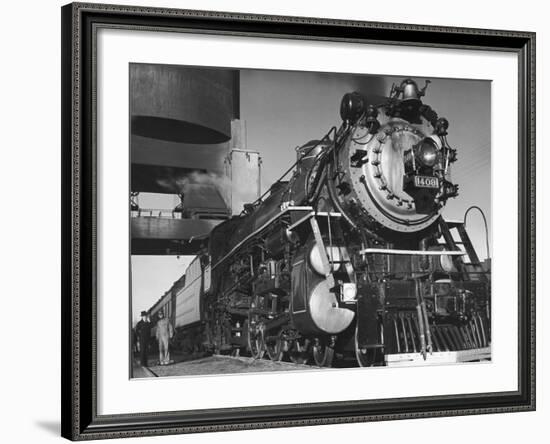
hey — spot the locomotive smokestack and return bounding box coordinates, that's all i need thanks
[348,74,389,106]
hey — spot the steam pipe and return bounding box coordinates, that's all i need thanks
[464,205,490,259]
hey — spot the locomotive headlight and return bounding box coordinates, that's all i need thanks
[418,138,438,167]
[341,283,357,303]
[404,136,441,175]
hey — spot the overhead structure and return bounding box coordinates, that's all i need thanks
[130,63,239,144]
[225,120,262,216]
[130,64,240,255]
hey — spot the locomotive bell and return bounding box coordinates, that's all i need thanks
[391,78,431,102]
[340,92,365,125]
[402,79,421,101]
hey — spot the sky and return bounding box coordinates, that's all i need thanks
[131,68,491,322]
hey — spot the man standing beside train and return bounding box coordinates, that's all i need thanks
[135,311,151,367]
[156,310,174,365]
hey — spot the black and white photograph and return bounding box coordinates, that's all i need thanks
[129,64,492,378]
[0,0,538,442]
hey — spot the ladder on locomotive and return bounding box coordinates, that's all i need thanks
[440,219,487,276]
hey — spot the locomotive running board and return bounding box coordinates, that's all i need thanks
[385,346,491,367]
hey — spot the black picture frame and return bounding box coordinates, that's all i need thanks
[61,2,536,440]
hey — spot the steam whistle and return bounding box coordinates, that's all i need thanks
[418,80,431,98]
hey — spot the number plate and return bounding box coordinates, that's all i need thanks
[414,176,439,189]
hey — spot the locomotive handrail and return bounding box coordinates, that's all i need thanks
[359,248,466,256]
[287,210,342,231]
[211,206,315,271]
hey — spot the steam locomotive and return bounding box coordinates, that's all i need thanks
[150,78,491,368]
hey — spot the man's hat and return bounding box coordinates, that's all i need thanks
[140,311,147,317]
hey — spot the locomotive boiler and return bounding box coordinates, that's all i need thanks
[165,78,491,368]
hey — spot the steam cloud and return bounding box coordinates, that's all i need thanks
[156,171,232,209]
